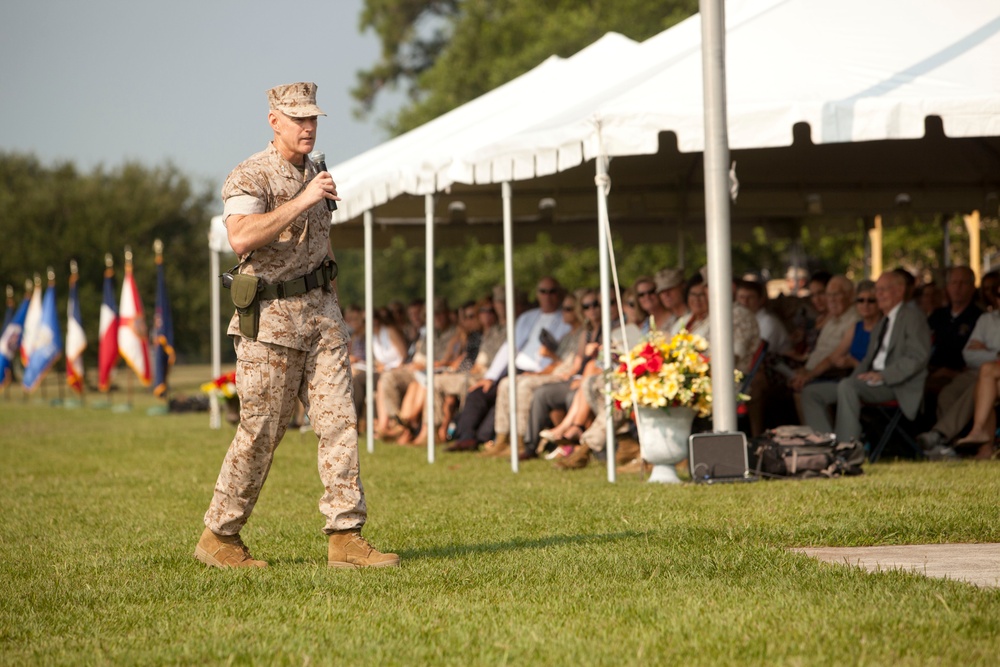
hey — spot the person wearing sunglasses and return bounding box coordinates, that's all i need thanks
[632,276,673,333]
[447,277,572,454]
[791,279,879,393]
[483,292,588,458]
[801,270,931,445]
[654,268,689,331]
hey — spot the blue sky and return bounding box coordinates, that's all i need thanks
[0,0,399,191]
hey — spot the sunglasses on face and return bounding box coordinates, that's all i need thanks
[562,305,575,312]
[856,297,877,304]
[581,301,599,310]
[537,288,558,295]
[636,289,657,298]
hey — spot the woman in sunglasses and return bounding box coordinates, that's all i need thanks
[790,279,880,392]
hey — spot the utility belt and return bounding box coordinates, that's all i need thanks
[222,259,338,340]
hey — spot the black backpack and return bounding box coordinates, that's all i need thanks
[749,425,865,479]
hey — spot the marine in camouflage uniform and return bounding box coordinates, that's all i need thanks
[195,82,398,569]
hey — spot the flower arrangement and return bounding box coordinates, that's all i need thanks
[607,329,742,418]
[201,371,237,399]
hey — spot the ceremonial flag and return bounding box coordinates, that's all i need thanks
[151,240,175,397]
[118,248,151,385]
[0,285,30,387]
[23,271,62,392]
[98,255,120,392]
[66,262,87,394]
[20,275,42,367]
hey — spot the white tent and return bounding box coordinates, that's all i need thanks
[454,0,1000,175]
[331,32,641,222]
[331,0,999,235]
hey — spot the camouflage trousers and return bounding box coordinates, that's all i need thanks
[204,336,365,536]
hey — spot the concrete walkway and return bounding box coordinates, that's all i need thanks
[791,543,1000,588]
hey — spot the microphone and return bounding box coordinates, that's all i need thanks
[309,150,337,211]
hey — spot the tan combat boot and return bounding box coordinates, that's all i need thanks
[328,530,401,569]
[194,527,267,568]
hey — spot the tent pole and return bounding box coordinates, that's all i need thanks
[596,155,616,483]
[700,0,737,433]
[965,210,982,285]
[425,194,436,464]
[364,210,375,454]
[210,246,221,430]
[870,215,884,278]
[502,181,518,473]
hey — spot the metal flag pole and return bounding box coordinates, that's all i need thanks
[700,0,737,432]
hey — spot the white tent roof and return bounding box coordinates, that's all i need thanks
[324,0,999,247]
[331,32,641,222]
[455,0,1000,182]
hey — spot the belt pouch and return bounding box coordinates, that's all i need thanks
[230,273,261,340]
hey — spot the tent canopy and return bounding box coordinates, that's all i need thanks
[327,0,1000,248]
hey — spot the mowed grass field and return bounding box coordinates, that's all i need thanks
[1,366,999,666]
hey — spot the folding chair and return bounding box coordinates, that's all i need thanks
[865,400,922,463]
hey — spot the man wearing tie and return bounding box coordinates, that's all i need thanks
[801,271,931,442]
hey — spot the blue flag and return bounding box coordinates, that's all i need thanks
[23,279,62,392]
[0,293,29,387]
[152,252,175,397]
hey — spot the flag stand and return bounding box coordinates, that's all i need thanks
[113,373,133,413]
[146,387,169,416]
[50,372,64,408]
[92,386,112,409]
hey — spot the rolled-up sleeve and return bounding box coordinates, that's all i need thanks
[222,194,265,224]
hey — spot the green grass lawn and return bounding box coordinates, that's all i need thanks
[2,367,999,666]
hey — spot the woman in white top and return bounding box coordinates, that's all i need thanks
[671,278,710,340]
[372,307,409,438]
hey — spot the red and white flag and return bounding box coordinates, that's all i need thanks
[118,251,151,385]
[66,262,87,393]
[98,257,119,392]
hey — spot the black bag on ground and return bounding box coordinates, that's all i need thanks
[749,425,865,479]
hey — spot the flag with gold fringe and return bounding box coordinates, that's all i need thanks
[117,248,150,386]
[152,240,175,397]
[98,255,119,392]
[66,261,87,394]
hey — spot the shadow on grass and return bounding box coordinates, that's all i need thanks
[397,530,650,561]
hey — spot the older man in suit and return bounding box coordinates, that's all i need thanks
[801,271,931,443]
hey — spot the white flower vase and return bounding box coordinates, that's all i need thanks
[636,406,695,484]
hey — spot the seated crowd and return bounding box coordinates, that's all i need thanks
[343,263,1000,471]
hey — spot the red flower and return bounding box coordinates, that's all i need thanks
[646,354,663,373]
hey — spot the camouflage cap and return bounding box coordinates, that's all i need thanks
[655,268,684,292]
[266,82,326,118]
